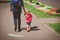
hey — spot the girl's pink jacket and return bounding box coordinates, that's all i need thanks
[25,13,32,22]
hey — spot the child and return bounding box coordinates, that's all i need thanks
[25,11,32,32]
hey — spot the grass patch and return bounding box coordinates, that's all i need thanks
[47,23,60,34]
[24,3,60,18]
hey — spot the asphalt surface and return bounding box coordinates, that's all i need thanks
[37,0,60,8]
[0,3,60,40]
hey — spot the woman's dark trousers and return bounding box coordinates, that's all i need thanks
[13,10,21,32]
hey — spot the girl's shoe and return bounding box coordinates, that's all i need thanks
[27,30,30,32]
[26,27,30,32]
[26,26,31,32]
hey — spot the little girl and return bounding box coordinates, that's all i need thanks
[25,11,32,32]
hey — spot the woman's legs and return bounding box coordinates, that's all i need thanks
[13,11,17,31]
[13,9,22,32]
[17,11,21,32]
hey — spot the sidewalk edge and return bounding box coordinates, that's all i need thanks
[44,24,60,37]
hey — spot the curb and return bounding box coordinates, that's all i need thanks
[44,24,60,37]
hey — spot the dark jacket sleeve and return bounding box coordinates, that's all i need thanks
[10,0,12,5]
[21,0,24,7]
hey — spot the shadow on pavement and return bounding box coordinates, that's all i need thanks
[21,26,40,31]
[31,26,40,31]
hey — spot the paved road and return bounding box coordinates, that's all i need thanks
[0,3,60,40]
[37,0,60,8]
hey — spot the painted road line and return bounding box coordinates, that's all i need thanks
[8,34,24,37]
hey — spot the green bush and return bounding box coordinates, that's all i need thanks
[29,0,32,2]
[25,0,29,1]
[40,4,45,7]
[56,9,60,13]
[32,0,36,3]
[36,2,40,5]
[45,6,52,10]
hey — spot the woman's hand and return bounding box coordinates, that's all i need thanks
[10,6,12,11]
